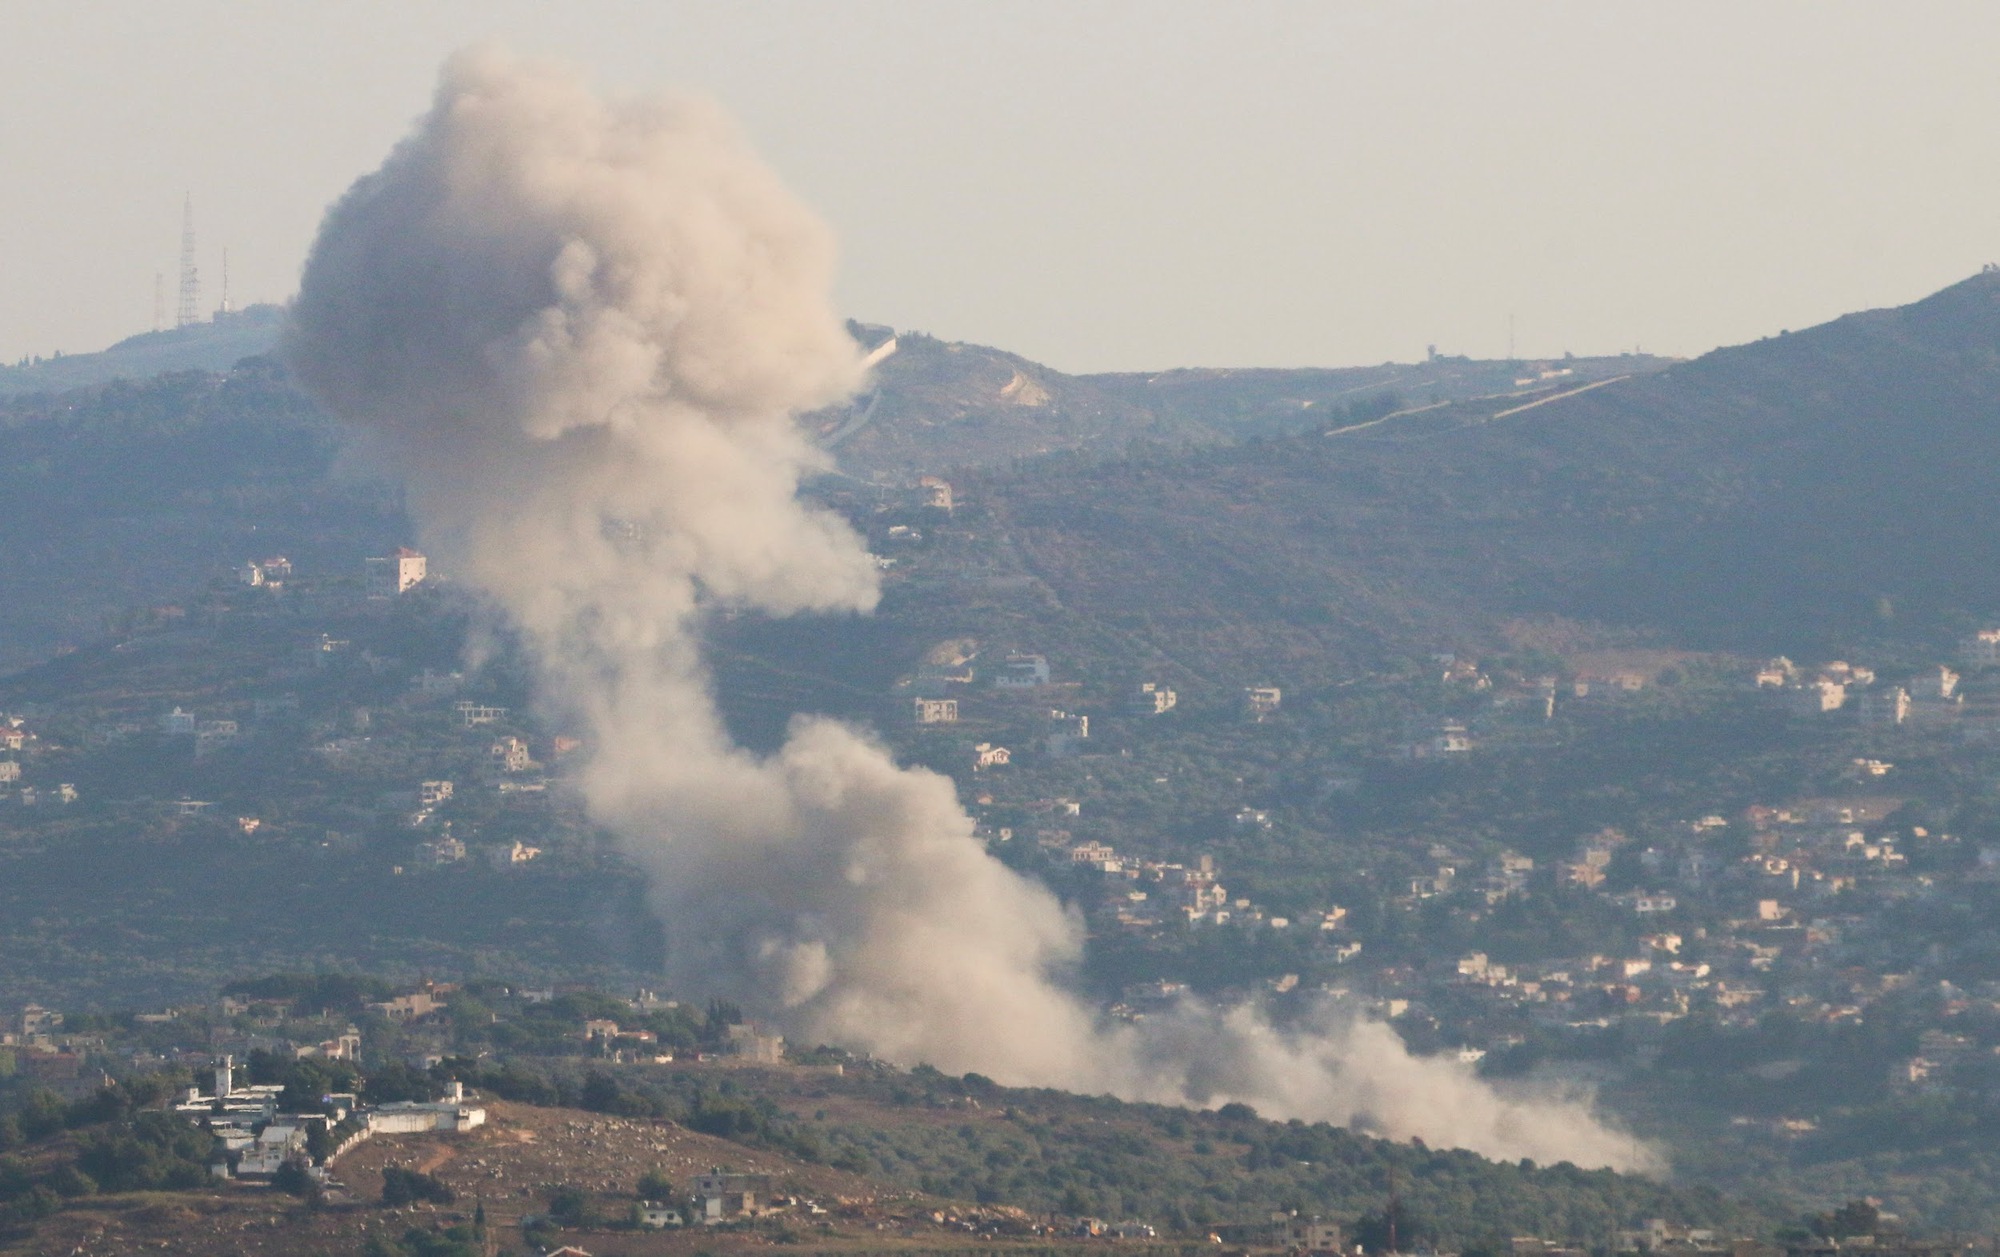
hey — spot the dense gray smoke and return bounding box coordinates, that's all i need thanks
[287,46,1655,1173]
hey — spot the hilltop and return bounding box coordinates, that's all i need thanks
[945,271,2000,686]
[0,305,284,397]
[809,322,1668,480]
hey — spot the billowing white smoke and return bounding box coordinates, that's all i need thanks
[287,46,1657,1174]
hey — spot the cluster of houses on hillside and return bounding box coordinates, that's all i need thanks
[0,711,73,806]
[1761,657,1974,727]
[1063,838,1350,943]
[1349,777,2000,1088]
[232,550,429,599]
[905,643,1286,771]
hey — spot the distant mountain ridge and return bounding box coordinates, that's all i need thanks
[0,275,1995,673]
[969,270,2000,681]
[0,304,284,395]
[810,326,1670,479]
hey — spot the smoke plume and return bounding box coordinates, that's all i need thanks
[287,46,1656,1174]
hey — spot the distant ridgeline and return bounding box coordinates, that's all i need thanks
[0,351,403,671]
[2,273,2000,673]
[965,271,2000,674]
[0,304,283,396]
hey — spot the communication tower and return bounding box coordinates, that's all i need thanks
[217,247,231,316]
[152,272,166,333]
[176,195,200,328]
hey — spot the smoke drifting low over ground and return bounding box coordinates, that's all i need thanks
[286,46,1657,1174]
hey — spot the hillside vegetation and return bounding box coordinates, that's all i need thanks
[958,272,2000,685]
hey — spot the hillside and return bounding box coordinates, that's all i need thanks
[0,355,399,670]
[946,271,2000,687]
[811,325,1669,481]
[7,281,2000,1235]
[0,305,283,397]
[0,1042,1777,1256]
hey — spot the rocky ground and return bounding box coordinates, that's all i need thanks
[4,1098,1203,1257]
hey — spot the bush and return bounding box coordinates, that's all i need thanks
[636,1168,675,1201]
[63,1085,132,1129]
[0,1184,60,1226]
[361,1063,441,1106]
[42,1165,96,1198]
[546,1184,593,1227]
[380,1166,454,1207]
[271,1159,318,1198]
[14,1091,65,1141]
[580,1071,622,1114]
[74,1112,212,1191]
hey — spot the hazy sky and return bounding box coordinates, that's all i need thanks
[3,2,1997,373]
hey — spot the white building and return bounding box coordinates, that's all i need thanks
[693,1170,772,1222]
[1794,679,1846,714]
[489,736,534,772]
[1130,682,1178,715]
[912,697,959,725]
[725,1022,785,1063]
[639,1203,683,1229]
[992,653,1051,689]
[455,702,507,728]
[1046,709,1088,756]
[1859,686,1910,726]
[365,1098,486,1135]
[1964,629,2000,667]
[235,1124,307,1176]
[487,840,541,868]
[918,475,954,512]
[366,547,428,596]
[973,742,1012,770]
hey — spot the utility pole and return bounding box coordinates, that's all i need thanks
[1387,1163,1400,1254]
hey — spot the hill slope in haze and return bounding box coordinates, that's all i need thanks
[0,356,401,668]
[813,325,1668,480]
[0,274,1993,681]
[0,305,283,396]
[957,271,2000,685]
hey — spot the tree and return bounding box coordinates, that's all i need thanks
[361,1062,439,1106]
[1354,1201,1427,1254]
[15,1088,66,1140]
[547,1184,593,1227]
[272,1158,319,1200]
[1813,1200,1879,1240]
[636,1168,675,1201]
[580,1071,622,1114]
[381,1165,454,1207]
[43,1163,97,1198]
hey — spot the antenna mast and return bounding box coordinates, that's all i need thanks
[218,246,231,316]
[176,195,201,328]
[152,272,166,332]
